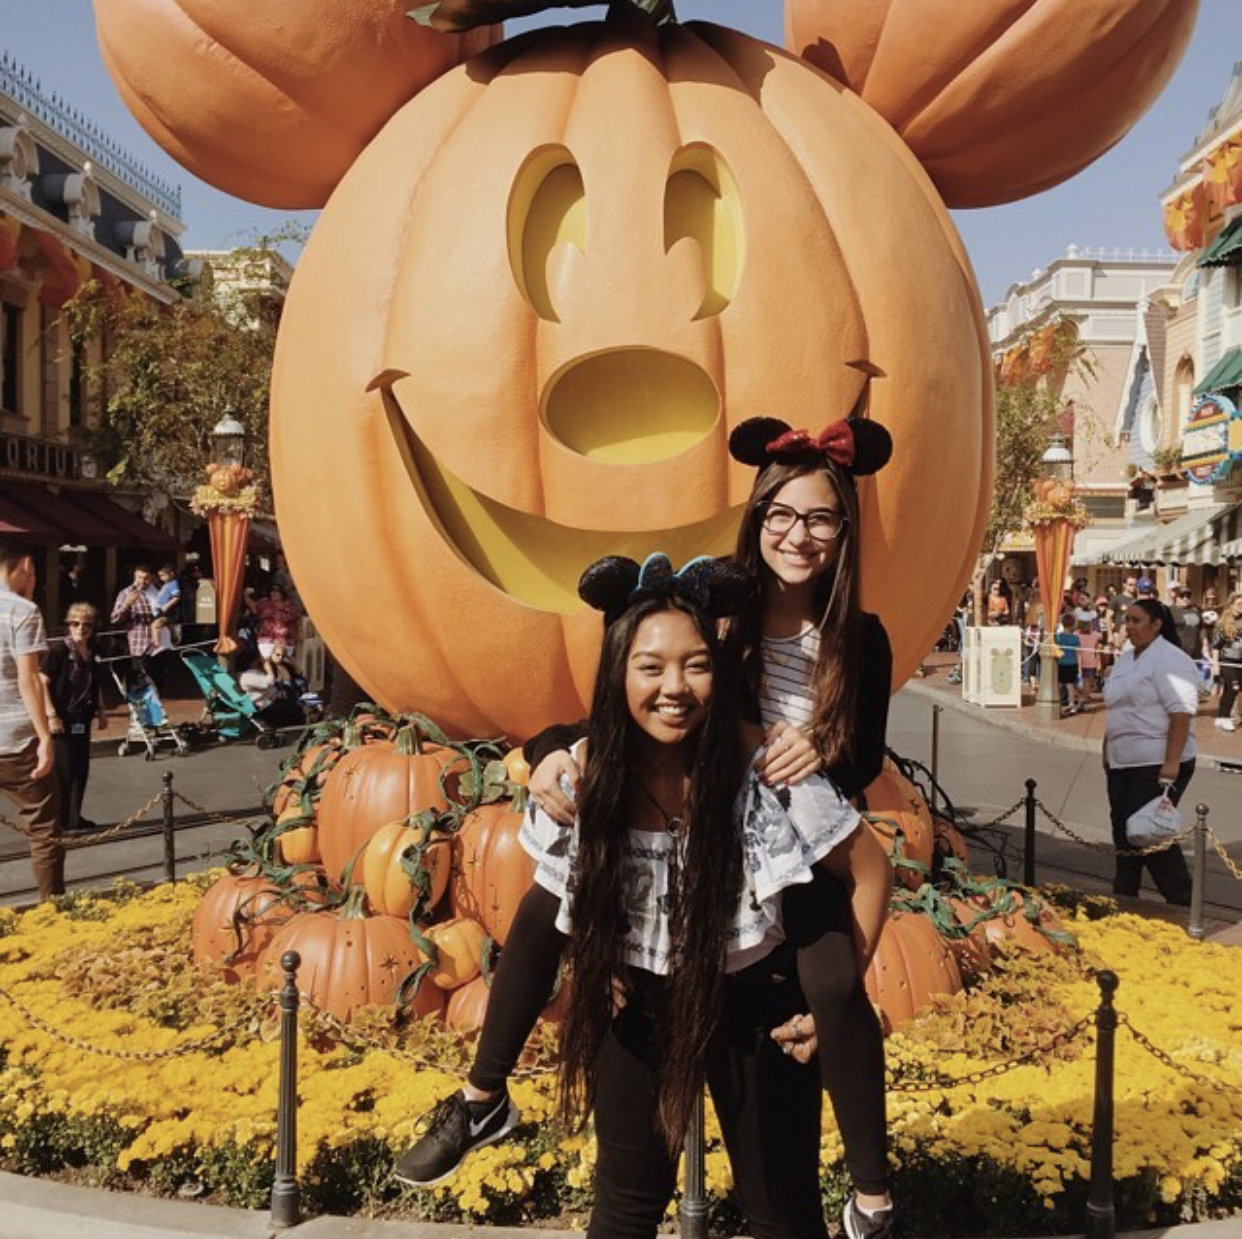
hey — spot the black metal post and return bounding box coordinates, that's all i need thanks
[1189,804,1209,942]
[679,1089,708,1239]
[271,950,301,1229]
[1023,778,1038,887]
[161,772,176,884]
[1085,970,1119,1239]
[930,704,942,813]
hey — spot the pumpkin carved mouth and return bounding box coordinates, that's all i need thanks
[372,373,742,614]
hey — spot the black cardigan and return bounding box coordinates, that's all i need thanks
[523,612,892,800]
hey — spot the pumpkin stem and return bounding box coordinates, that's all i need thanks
[340,884,369,920]
[396,723,422,757]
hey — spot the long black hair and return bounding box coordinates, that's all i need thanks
[558,595,746,1149]
[728,458,863,766]
[1129,597,1182,648]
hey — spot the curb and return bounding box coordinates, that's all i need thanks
[903,679,1242,774]
[2,1172,1237,1239]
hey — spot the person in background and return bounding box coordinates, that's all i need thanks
[1101,599,1197,905]
[1021,599,1044,696]
[1056,612,1081,716]
[254,586,303,675]
[149,566,182,688]
[110,565,164,686]
[986,579,1011,626]
[178,562,203,644]
[1201,588,1221,689]
[1076,618,1100,701]
[0,541,62,900]
[1106,575,1139,650]
[60,559,92,609]
[1211,592,1242,733]
[40,602,107,834]
[1136,576,1157,601]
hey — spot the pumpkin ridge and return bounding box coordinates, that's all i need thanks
[903,0,1177,157]
[865,0,1039,132]
[154,1,364,146]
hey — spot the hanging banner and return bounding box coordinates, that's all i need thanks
[1180,392,1242,484]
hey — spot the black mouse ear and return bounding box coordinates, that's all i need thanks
[703,559,756,618]
[847,418,893,477]
[729,418,791,466]
[578,556,641,616]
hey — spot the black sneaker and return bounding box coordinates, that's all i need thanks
[842,1197,894,1239]
[392,1088,520,1187]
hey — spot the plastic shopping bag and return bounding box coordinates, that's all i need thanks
[1125,788,1182,849]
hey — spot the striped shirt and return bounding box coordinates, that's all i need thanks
[0,587,48,755]
[759,626,819,729]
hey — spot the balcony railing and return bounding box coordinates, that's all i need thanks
[0,52,182,220]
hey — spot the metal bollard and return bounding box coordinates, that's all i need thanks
[1085,970,1119,1239]
[1189,804,1209,942]
[1023,778,1038,887]
[679,1089,708,1239]
[161,772,176,884]
[930,704,943,813]
[271,951,302,1229]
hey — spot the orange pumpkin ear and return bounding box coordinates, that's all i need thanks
[92,0,501,209]
[785,0,1199,208]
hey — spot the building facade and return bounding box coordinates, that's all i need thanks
[986,247,1177,595]
[0,52,184,621]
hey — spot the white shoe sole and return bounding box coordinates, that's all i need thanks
[392,1102,522,1189]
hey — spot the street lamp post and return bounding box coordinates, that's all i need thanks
[1029,433,1085,721]
[192,412,256,655]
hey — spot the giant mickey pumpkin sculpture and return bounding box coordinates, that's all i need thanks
[262,0,1193,738]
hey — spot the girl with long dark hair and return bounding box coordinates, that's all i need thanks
[398,419,897,1239]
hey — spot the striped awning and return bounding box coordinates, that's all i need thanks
[1100,503,1239,566]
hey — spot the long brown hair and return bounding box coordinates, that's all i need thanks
[558,595,745,1150]
[1219,592,1242,643]
[727,459,862,767]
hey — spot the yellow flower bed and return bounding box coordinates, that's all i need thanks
[0,879,1240,1233]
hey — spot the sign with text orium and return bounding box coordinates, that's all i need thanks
[0,433,82,480]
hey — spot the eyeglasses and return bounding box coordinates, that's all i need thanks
[760,502,847,544]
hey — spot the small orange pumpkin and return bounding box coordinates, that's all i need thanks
[191,868,323,982]
[449,802,536,945]
[361,817,452,918]
[275,804,321,867]
[93,0,500,208]
[785,0,1199,207]
[856,764,935,891]
[445,974,492,1030]
[257,888,441,1022]
[424,916,488,989]
[944,895,995,980]
[863,908,964,1036]
[316,722,457,883]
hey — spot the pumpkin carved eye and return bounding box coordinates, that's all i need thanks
[507,145,585,323]
[664,144,744,320]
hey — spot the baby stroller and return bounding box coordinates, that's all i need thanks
[181,648,285,749]
[105,656,190,760]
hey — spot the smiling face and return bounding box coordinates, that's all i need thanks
[758,472,845,591]
[270,20,992,737]
[624,609,713,747]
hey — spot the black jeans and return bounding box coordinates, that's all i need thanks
[1106,760,1194,905]
[589,962,825,1239]
[52,730,92,832]
[1219,665,1241,719]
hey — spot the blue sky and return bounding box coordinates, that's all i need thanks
[3,0,1240,307]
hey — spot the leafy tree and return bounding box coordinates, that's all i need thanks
[63,228,304,502]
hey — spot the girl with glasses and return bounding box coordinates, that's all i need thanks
[39,603,107,835]
[398,417,898,1238]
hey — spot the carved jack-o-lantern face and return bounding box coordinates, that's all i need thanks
[271,19,993,739]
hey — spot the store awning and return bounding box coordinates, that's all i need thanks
[1216,504,1242,562]
[1101,503,1235,566]
[1198,216,1242,267]
[64,490,176,550]
[1068,525,1139,566]
[0,482,175,549]
[1192,348,1242,395]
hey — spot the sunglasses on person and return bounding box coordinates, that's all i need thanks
[67,621,94,629]
[759,501,848,543]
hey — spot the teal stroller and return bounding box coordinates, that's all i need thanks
[181,649,282,749]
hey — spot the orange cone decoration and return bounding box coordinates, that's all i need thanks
[208,509,249,654]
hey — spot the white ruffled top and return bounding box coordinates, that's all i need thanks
[518,743,860,976]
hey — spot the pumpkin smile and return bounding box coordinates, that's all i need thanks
[373,373,742,613]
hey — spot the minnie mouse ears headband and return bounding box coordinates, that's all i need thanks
[579,553,754,626]
[728,416,893,477]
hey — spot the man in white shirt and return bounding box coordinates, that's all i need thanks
[0,542,63,899]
